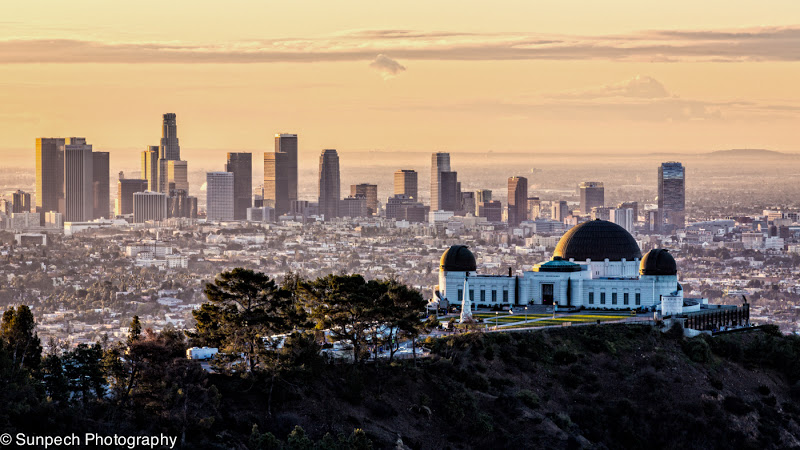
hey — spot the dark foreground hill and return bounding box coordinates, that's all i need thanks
[5,324,800,449]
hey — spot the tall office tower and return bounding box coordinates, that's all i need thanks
[35,138,66,215]
[552,200,569,222]
[478,200,503,222]
[658,162,686,232]
[92,151,110,219]
[528,197,541,220]
[610,207,635,233]
[167,189,198,219]
[394,169,418,199]
[318,149,340,220]
[141,146,160,191]
[167,160,189,193]
[160,113,180,160]
[350,184,378,215]
[591,206,612,221]
[117,177,148,216]
[475,189,492,215]
[579,181,604,215]
[133,191,167,223]
[430,152,451,211]
[275,134,298,203]
[206,172,234,221]
[439,171,459,212]
[264,151,289,216]
[225,152,253,220]
[507,176,528,226]
[460,191,476,216]
[11,190,32,213]
[617,201,639,223]
[253,185,264,208]
[63,138,94,222]
[340,196,368,218]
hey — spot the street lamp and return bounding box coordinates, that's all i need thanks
[495,311,499,329]
[525,306,528,323]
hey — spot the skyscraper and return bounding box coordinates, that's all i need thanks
[63,138,94,222]
[508,176,528,226]
[35,137,66,215]
[528,197,541,220]
[141,146,159,192]
[226,152,253,220]
[350,184,378,215]
[658,162,686,232]
[394,169,418,199]
[552,200,569,222]
[160,113,180,160]
[264,151,289,216]
[579,181,604,215]
[133,191,167,223]
[11,190,32,213]
[430,152,451,211]
[475,189,492,216]
[478,201,502,222]
[117,177,148,216]
[167,160,189,193]
[206,172,234,221]
[92,151,110,219]
[275,134,298,203]
[439,171,459,212]
[318,149,340,220]
[610,207,635,233]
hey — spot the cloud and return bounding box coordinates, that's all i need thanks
[369,54,406,79]
[1,25,800,64]
[549,75,670,99]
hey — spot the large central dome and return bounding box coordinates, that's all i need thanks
[554,219,642,262]
[440,245,477,272]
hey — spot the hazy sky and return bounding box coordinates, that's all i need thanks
[2,0,800,163]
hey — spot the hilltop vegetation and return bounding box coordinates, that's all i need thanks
[2,270,800,449]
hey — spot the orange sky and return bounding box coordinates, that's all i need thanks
[1,0,800,162]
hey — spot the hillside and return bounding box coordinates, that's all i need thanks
[4,324,800,449]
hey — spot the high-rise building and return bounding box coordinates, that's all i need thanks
[35,138,66,215]
[394,169,418,199]
[528,197,541,220]
[318,149,340,220]
[133,191,167,223]
[475,189,492,215]
[478,201,502,222]
[439,171,459,212]
[11,190,32,213]
[591,206,612,221]
[386,194,427,222]
[552,200,569,222]
[63,138,94,222]
[460,191,476,216]
[610,208,635,233]
[658,162,686,232]
[264,151,289,216]
[117,177,148,216]
[206,172,234,221]
[92,151,110,219]
[579,181,604,215]
[167,160,189,193]
[141,146,159,192]
[508,176,528,226]
[350,184,378,215]
[160,113,180,160]
[340,196,368,218]
[430,152,451,211]
[275,134,298,203]
[167,189,198,219]
[226,152,253,220]
[617,202,639,223]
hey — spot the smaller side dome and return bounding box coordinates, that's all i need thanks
[640,249,677,276]
[440,245,477,272]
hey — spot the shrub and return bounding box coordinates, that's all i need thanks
[683,338,712,363]
[516,389,540,409]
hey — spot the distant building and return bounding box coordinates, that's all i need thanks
[617,201,639,222]
[247,206,274,222]
[439,170,459,212]
[133,191,167,223]
[167,189,198,219]
[658,162,686,232]
[431,152,451,211]
[141,146,160,192]
[351,184,378,216]
[527,197,541,220]
[394,169,418,199]
[591,206,612,221]
[340,196,368,218]
[167,160,189,193]
[226,152,252,220]
[275,134,298,203]
[63,138,94,222]
[11,190,32,214]
[551,200,569,222]
[318,149,340,220]
[478,200,502,222]
[611,207,635,233]
[36,137,66,216]
[460,191,476,217]
[206,172,234,221]
[264,150,289,216]
[579,181,604,215]
[117,177,148,216]
[386,194,427,222]
[508,176,528,226]
[475,189,492,215]
[92,151,110,219]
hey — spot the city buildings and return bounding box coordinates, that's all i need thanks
[167,160,189,193]
[92,151,110,219]
[340,195,368,218]
[475,189,492,216]
[141,146,159,192]
[658,162,686,232]
[439,170,460,212]
[63,138,94,222]
[351,184,378,216]
[35,137,66,216]
[528,197,541,220]
[610,207,635,233]
[394,169,418,199]
[264,151,289,216]
[478,200,502,222]
[318,149,340,220]
[275,134,298,204]
[579,181,604,215]
[226,152,253,220]
[508,176,528,227]
[117,176,148,216]
[206,172,234,221]
[430,152,451,211]
[552,200,570,222]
